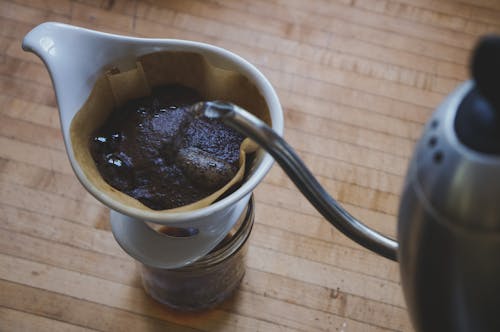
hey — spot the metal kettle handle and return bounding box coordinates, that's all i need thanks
[197,101,398,261]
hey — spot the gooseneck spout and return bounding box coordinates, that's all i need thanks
[196,101,399,261]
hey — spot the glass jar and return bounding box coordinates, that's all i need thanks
[140,196,254,311]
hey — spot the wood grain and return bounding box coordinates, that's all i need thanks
[1,0,496,331]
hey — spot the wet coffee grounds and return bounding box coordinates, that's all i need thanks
[89,84,244,210]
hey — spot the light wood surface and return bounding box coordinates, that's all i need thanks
[1,1,499,331]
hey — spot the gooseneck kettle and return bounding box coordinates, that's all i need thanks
[200,36,500,331]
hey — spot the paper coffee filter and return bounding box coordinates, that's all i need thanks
[70,51,270,213]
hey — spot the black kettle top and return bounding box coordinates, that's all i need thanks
[455,35,500,155]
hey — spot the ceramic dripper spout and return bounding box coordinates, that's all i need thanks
[22,22,57,56]
[22,22,102,129]
[21,22,92,80]
[22,22,134,142]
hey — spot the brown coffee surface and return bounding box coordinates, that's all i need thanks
[89,84,244,210]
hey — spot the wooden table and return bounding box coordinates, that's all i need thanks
[1,1,499,331]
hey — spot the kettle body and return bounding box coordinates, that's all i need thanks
[398,81,500,332]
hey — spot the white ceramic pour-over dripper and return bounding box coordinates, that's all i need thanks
[22,22,283,268]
